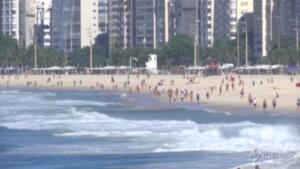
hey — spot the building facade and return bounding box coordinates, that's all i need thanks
[35,0,52,48]
[134,0,170,49]
[198,0,215,48]
[0,0,20,41]
[253,0,274,58]
[51,0,99,51]
[98,0,108,35]
[108,0,173,53]
[214,0,254,42]
[108,0,133,51]
[19,0,35,48]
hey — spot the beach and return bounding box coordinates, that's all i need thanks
[1,74,300,114]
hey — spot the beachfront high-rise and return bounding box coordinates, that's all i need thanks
[1,0,52,48]
[20,0,52,48]
[133,0,171,49]
[34,0,52,48]
[271,0,300,48]
[108,0,173,53]
[253,0,275,58]
[51,0,100,51]
[175,0,208,46]
[214,0,254,42]
[198,0,215,48]
[107,0,133,51]
[0,0,20,41]
[19,0,35,48]
[98,0,108,35]
[175,0,253,49]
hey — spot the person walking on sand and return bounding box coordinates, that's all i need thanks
[248,94,253,106]
[196,93,200,103]
[111,76,115,83]
[6,80,9,89]
[253,97,257,108]
[206,92,210,100]
[272,98,277,110]
[219,85,222,96]
[180,90,184,102]
[175,88,179,99]
[34,81,37,90]
[168,89,173,103]
[290,76,294,83]
[263,99,267,112]
[275,92,280,99]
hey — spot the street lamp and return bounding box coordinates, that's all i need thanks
[26,8,41,69]
[239,20,249,66]
[275,15,281,49]
[87,27,94,69]
[194,0,200,67]
[127,57,138,84]
[237,21,240,66]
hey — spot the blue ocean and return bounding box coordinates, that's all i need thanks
[0,89,300,169]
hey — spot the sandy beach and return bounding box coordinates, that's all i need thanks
[1,73,300,114]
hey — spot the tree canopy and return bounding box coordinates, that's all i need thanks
[0,34,299,68]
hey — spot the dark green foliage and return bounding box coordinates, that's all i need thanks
[1,34,299,68]
[260,39,300,65]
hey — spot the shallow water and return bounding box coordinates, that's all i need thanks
[0,89,299,169]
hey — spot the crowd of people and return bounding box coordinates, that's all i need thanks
[147,74,297,112]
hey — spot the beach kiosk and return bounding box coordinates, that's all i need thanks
[146,54,158,74]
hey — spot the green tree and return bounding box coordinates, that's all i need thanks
[158,35,193,66]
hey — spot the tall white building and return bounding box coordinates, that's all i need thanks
[19,0,35,47]
[52,0,99,51]
[0,0,20,41]
[1,0,52,48]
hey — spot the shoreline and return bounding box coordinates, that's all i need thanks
[0,74,300,115]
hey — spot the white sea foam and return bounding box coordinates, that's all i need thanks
[54,100,120,107]
[1,90,299,155]
[1,106,300,154]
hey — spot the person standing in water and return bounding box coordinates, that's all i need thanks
[253,97,257,108]
[196,93,200,103]
[206,92,210,100]
[248,94,253,106]
[263,99,267,112]
[272,98,277,110]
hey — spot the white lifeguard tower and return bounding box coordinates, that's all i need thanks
[146,54,158,74]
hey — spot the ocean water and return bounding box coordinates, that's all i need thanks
[0,89,300,169]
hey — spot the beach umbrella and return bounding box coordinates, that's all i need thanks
[296,82,300,88]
